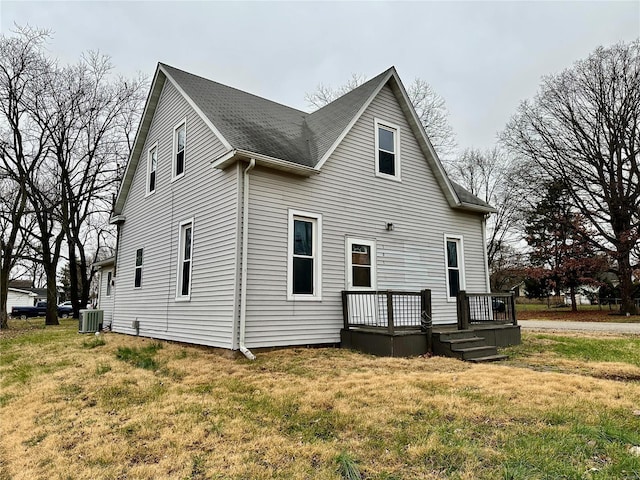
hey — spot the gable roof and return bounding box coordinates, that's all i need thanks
[114,64,494,215]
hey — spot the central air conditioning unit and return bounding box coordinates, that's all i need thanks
[79,309,104,333]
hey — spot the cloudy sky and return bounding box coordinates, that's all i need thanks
[2,1,638,153]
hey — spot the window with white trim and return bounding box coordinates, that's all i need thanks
[176,220,193,299]
[106,271,112,297]
[346,238,376,290]
[147,144,157,195]
[288,210,322,300]
[173,120,186,178]
[375,118,401,180]
[134,248,143,288]
[445,236,465,300]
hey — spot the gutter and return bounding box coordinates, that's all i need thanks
[211,149,318,177]
[239,159,256,360]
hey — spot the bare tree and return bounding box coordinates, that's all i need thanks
[502,40,640,314]
[0,26,51,328]
[305,74,457,159]
[447,147,526,289]
[1,26,146,326]
[34,52,146,317]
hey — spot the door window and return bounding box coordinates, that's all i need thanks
[347,238,376,290]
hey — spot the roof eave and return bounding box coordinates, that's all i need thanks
[113,66,166,215]
[455,202,497,214]
[93,257,116,268]
[212,149,318,177]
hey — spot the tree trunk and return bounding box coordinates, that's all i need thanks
[618,250,638,315]
[44,263,59,326]
[569,285,577,312]
[0,266,9,329]
[68,240,81,319]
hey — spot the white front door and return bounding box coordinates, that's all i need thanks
[346,238,379,325]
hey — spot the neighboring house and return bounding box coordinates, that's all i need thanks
[510,281,526,298]
[6,280,63,314]
[94,258,115,326]
[6,280,37,314]
[103,63,496,355]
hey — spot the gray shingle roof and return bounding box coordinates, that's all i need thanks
[161,64,313,165]
[115,63,494,214]
[451,181,494,210]
[161,64,392,168]
[305,69,393,162]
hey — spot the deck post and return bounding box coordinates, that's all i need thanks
[341,291,349,330]
[386,292,394,335]
[420,289,432,353]
[510,292,517,326]
[457,290,469,330]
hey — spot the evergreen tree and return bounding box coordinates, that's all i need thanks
[525,181,606,311]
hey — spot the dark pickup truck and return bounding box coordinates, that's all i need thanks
[11,302,73,319]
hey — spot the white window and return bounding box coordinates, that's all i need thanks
[173,119,186,179]
[346,238,376,290]
[106,271,112,297]
[134,248,143,288]
[287,210,322,301]
[374,118,401,181]
[146,143,158,195]
[445,236,465,301]
[176,219,194,300]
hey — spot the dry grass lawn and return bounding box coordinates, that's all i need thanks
[1,320,639,479]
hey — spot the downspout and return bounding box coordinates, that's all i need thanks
[239,159,256,360]
[481,214,491,293]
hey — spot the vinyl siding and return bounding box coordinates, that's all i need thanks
[112,81,238,348]
[244,84,488,348]
[97,267,115,325]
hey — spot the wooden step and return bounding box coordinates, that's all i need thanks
[451,345,498,360]
[433,329,477,341]
[468,354,509,363]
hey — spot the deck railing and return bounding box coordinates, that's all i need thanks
[341,290,432,335]
[457,291,517,330]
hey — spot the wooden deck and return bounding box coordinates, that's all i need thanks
[340,289,520,358]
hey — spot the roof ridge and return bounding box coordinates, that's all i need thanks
[160,62,308,117]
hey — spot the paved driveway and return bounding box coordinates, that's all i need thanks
[519,319,640,335]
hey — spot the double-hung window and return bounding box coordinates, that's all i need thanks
[173,119,186,179]
[147,144,157,195]
[375,118,401,180]
[288,210,322,300]
[445,236,464,300]
[134,248,143,288]
[176,219,193,300]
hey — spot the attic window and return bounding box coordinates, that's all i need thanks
[173,119,186,179]
[147,143,157,195]
[374,118,401,181]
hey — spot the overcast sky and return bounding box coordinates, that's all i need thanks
[2,1,638,154]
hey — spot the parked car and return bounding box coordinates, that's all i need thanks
[10,301,74,319]
[492,299,506,313]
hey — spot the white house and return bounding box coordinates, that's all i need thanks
[6,281,37,314]
[103,64,499,357]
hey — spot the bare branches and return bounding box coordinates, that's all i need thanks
[305,73,368,109]
[305,73,457,160]
[0,26,147,326]
[502,40,640,314]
